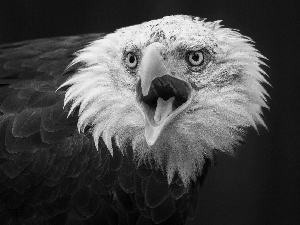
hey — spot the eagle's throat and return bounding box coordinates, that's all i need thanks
[136,75,192,146]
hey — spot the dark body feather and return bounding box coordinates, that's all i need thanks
[0,35,209,225]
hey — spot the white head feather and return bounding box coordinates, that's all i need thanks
[60,15,269,186]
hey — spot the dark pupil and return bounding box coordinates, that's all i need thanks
[129,55,135,64]
[192,53,199,62]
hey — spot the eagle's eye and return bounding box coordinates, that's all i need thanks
[125,52,138,69]
[186,50,204,67]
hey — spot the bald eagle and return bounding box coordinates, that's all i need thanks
[0,15,269,224]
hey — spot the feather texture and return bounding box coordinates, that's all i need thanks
[0,15,269,225]
[62,15,269,186]
[0,31,201,224]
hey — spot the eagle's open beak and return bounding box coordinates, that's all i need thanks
[136,42,193,146]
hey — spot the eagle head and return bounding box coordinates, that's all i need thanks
[61,15,269,186]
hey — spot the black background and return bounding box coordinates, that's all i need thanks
[0,0,299,224]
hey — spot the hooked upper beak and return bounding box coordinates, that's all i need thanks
[136,42,193,146]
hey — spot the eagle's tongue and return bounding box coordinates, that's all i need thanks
[154,97,175,125]
[144,96,175,145]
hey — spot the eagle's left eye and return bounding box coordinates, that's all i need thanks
[186,50,204,67]
[125,52,138,69]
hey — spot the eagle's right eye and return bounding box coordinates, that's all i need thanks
[125,52,138,69]
[186,50,204,67]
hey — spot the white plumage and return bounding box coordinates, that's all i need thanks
[61,15,269,186]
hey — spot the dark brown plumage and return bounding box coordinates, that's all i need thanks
[0,16,269,224]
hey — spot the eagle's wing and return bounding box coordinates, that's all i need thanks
[0,35,205,225]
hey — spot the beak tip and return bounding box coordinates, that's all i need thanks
[146,139,155,146]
